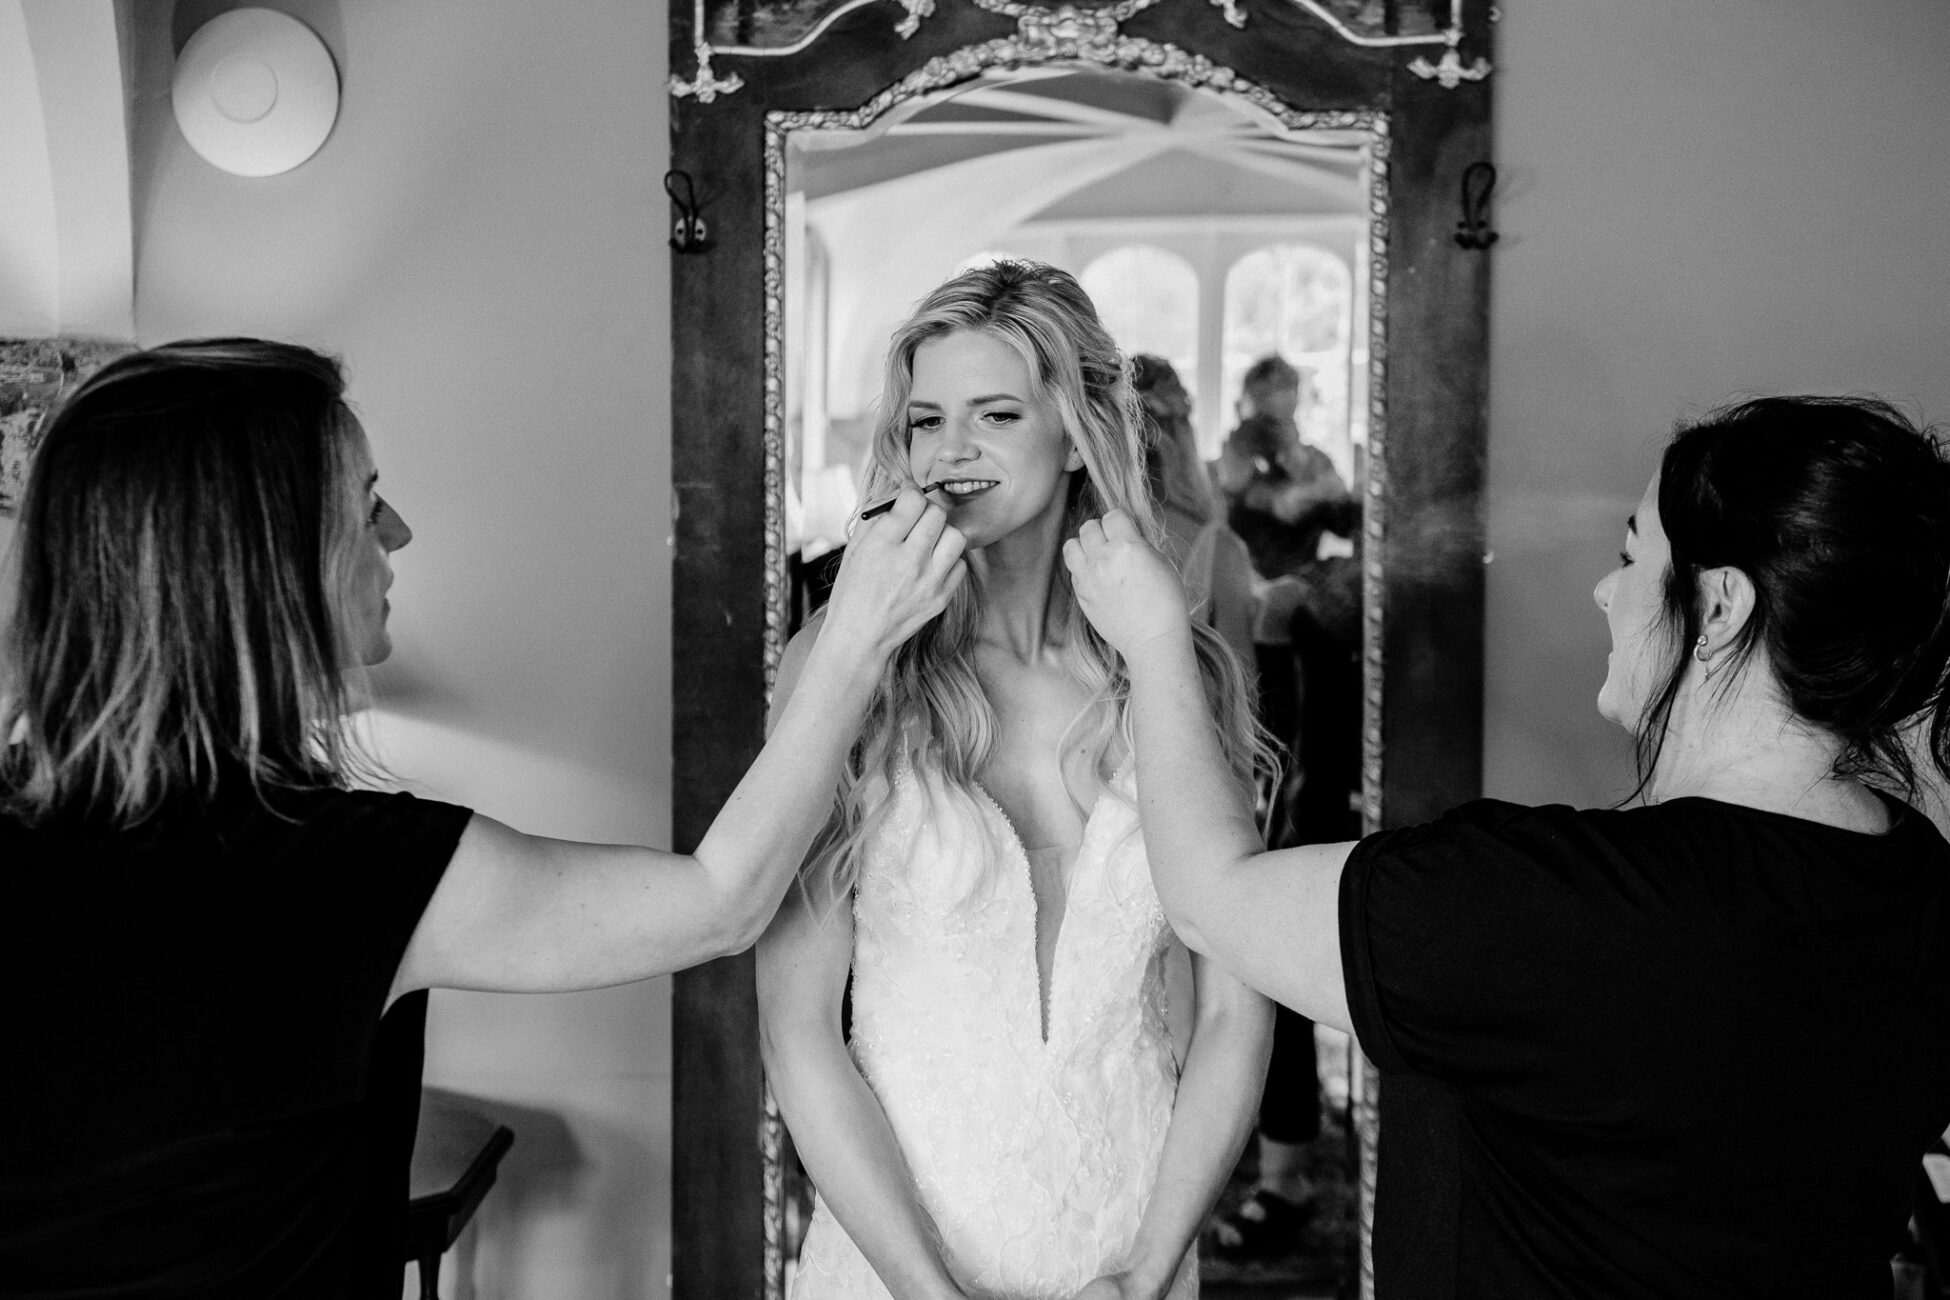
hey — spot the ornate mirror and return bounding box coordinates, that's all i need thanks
[666,4,1492,1298]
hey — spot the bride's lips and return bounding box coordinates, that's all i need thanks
[937,478,999,502]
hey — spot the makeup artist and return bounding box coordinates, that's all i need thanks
[0,339,964,1298]
[1067,395,1950,1298]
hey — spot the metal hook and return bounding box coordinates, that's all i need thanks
[664,169,715,254]
[1455,160,1498,251]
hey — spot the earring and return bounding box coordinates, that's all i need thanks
[1694,634,1718,677]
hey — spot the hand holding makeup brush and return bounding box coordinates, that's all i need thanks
[857,479,947,521]
[820,484,967,663]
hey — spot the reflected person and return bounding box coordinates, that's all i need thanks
[1130,353,1255,671]
[1213,354,1354,578]
[1068,395,1950,1297]
[1214,355,1366,1255]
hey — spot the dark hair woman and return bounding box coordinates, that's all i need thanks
[0,339,964,1297]
[1066,395,1950,1297]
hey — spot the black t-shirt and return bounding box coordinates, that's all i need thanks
[1340,797,1950,1299]
[0,785,472,1299]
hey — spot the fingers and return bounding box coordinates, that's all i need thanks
[862,485,933,541]
[924,521,968,588]
[1072,511,1136,545]
[939,554,969,604]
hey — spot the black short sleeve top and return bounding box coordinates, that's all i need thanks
[1339,797,1950,1300]
[0,785,472,1298]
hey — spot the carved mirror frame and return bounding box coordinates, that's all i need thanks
[666,4,1492,1298]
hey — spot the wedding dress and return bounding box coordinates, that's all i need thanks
[791,757,1195,1300]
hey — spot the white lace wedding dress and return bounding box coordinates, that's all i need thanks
[791,758,1195,1300]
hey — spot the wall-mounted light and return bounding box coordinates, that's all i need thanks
[172,8,339,177]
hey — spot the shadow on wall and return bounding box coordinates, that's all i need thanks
[168,0,346,57]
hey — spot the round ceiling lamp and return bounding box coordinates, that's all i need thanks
[171,8,339,177]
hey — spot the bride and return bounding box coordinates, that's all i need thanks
[759,260,1274,1300]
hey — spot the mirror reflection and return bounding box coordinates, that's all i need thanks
[778,68,1373,1297]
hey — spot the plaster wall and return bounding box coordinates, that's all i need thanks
[0,0,58,336]
[1,0,132,338]
[1484,0,1950,808]
[123,1,673,1295]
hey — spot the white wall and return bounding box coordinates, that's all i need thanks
[0,0,133,338]
[0,1,60,336]
[124,1,672,1295]
[1484,0,1950,808]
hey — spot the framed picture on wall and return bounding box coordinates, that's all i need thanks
[0,338,131,513]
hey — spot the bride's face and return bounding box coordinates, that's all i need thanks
[905,328,1083,551]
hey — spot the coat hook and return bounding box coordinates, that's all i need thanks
[1455,160,1498,251]
[664,170,716,255]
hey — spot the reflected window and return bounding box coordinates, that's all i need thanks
[1223,244,1355,483]
[1080,246,1200,416]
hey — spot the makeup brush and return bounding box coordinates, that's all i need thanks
[858,481,948,521]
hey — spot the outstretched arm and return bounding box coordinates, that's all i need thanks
[757,619,968,1300]
[390,487,965,1000]
[1206,527,1258,674]
[1063,511,1355,1034]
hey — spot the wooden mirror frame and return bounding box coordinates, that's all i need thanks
[666,4,1492,1297]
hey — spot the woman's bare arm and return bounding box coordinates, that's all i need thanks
[1206,527,1258,673]
[1064,511,1354,1033]
[758,856,967,1300]
[389,488,965,999]
[757,619,969,1300]
[1083,948,1273,1300]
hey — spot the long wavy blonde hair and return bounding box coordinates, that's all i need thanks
[803,260,1270,909]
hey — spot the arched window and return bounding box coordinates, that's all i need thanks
[1080,245,1200,414]
[1222,244,1355,483]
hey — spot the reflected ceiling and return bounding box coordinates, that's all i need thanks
[795,68,1364,218]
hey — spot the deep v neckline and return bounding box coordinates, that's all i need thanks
[971,761,1130,1047]
[972,783,1085,1046]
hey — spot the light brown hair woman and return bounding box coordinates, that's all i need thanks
[0,338,964,1298]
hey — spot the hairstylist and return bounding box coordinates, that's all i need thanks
[0,338,964,1299]
[1068,396,1950,1298]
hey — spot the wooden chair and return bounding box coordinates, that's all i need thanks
[405,1113,514,1300]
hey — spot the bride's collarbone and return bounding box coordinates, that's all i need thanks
[973,634,1131,854]
[975,735,1100,864]
[978,757,1086,856]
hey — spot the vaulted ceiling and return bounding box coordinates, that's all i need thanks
[1,0,133,339]
[797,67,1365,217]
